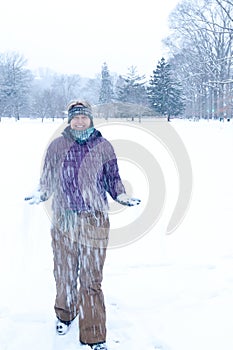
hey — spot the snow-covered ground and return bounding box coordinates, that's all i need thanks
[0,118,233,350]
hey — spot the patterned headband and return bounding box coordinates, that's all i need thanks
[68,105,93,123]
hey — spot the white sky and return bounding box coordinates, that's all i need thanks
[0,0,180,78]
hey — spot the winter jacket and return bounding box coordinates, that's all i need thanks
[40,126,126,214]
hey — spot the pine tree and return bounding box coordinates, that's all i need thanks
[116,66,148,105]
[148,57,185,121]
[99,62,114,104]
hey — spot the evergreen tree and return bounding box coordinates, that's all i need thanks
[116,66,148,105]
[148,57,185,120]
[99,62,114,104]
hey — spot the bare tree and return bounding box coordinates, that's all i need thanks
[164,0,233,119]
[0,52,33,119]
[214,0,233,25]
[52,74,81,107]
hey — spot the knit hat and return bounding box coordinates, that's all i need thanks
[67,101,93,124]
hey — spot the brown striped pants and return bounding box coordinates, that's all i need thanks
[51,211,109,344]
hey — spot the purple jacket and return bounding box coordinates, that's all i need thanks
[40,127,125,213]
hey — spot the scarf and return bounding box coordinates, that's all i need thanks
[69,127,95,143]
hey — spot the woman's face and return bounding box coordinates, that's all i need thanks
[70,115,91,131]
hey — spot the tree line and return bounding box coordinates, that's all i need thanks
[0,52,183,122]
[165,0,233,120]
[1,0,232,121]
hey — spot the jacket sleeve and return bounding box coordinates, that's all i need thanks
[102,140,126,200]
[39,140,58,201]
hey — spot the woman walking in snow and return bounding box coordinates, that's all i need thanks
[25,100,140,350]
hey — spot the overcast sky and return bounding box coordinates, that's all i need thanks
[0,0,180,78]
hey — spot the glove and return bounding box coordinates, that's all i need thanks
[24,190,46,205]
[117,193,141,206]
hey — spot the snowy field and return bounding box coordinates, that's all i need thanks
[0,118,233,350]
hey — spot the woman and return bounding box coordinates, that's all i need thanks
[25,100,140,350]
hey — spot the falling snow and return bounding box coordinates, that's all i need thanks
[0,118,233,350]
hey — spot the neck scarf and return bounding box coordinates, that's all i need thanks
[70,127,95,143]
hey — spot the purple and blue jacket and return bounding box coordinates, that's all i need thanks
[40,126,125,213]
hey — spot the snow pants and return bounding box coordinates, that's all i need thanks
[51,210,110,345]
